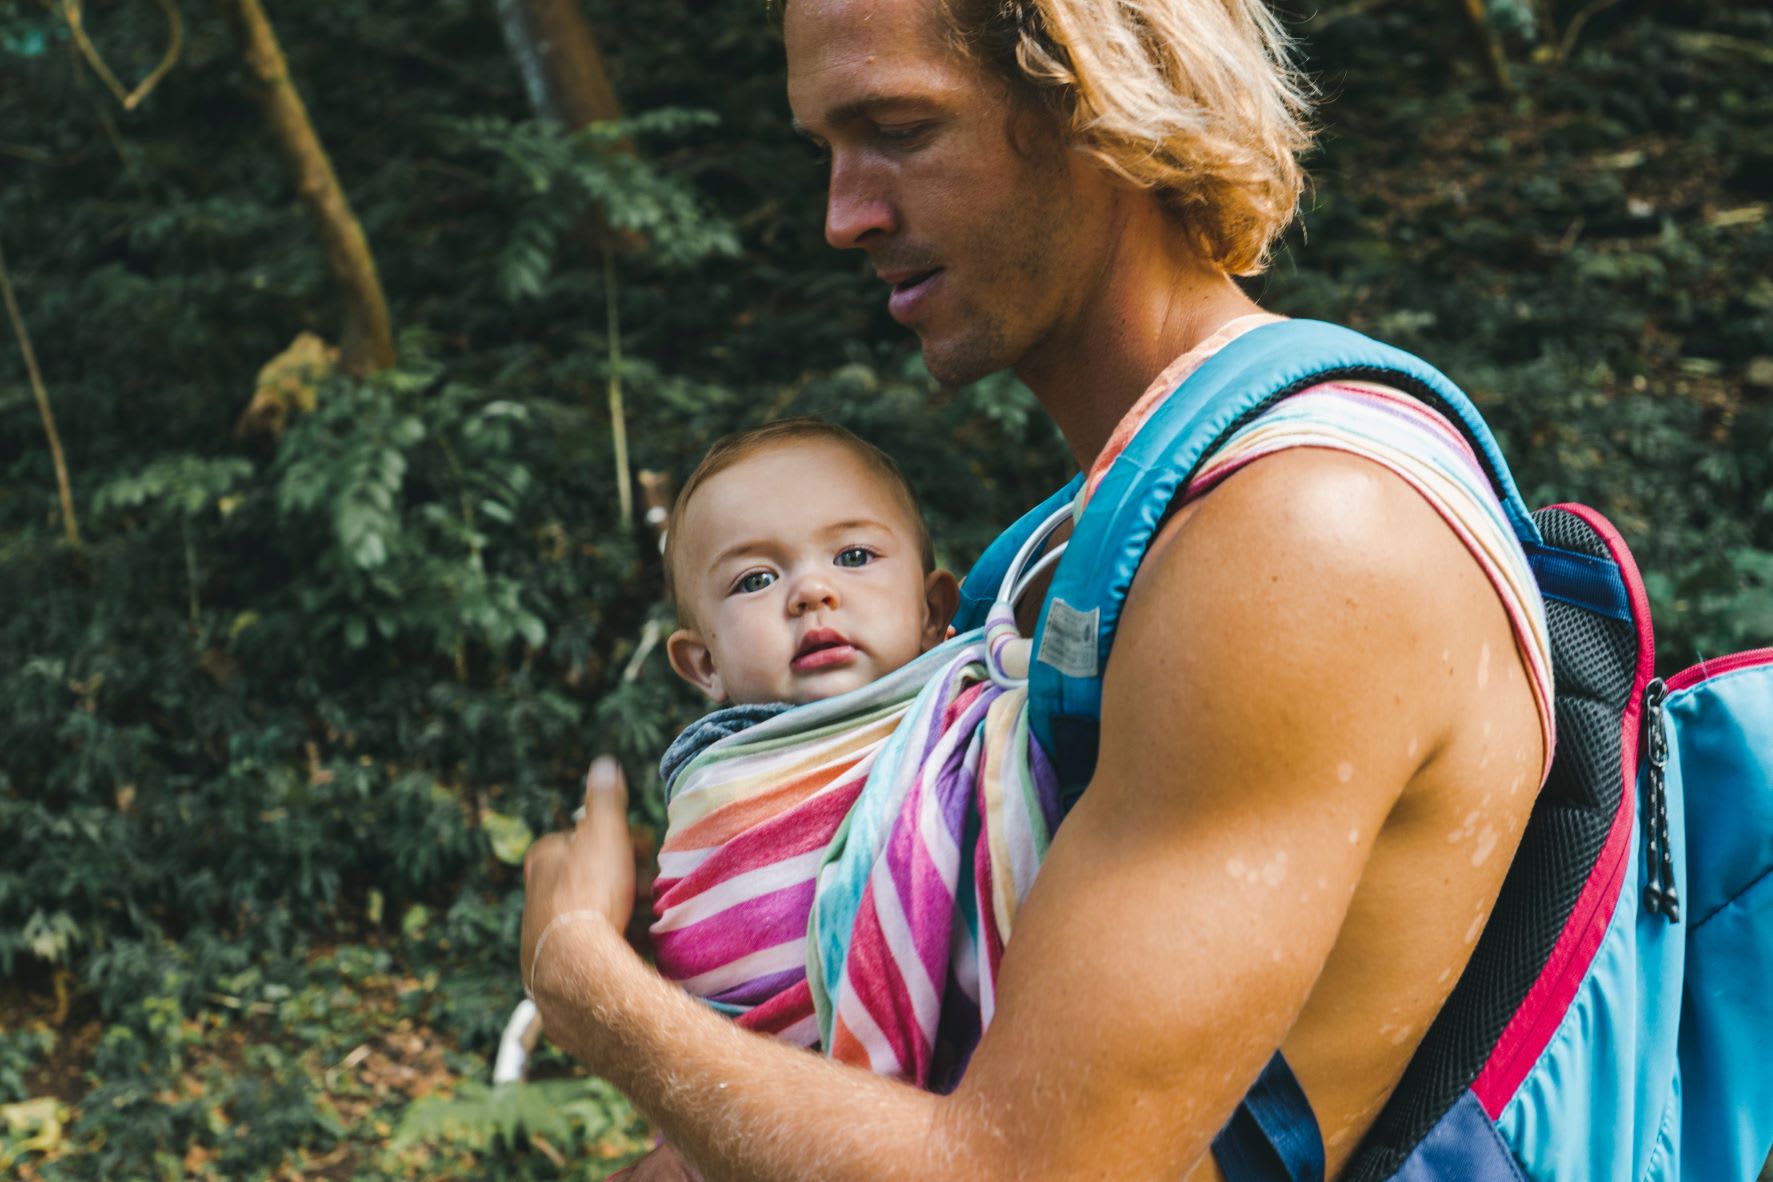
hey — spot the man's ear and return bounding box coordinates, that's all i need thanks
[920,569,961,651]
[666,627,727,702]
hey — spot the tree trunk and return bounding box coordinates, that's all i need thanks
[1458,0,1517,94]
[218,0,395,375]
[494,0,625,133]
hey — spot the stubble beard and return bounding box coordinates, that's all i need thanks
[918,141,1079,388]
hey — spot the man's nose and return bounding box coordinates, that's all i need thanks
[824,154,897,250]
[789,571,841,615]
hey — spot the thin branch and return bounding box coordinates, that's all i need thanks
[603,247,632,525]
[0,141,55,163]
[1670,30,1773,68]
[61,0,184,111]
[62,0,131,106]
[1555,0,1624,63]
[127,0,184,110]
[218,0,395,374]
[0,240,82,548]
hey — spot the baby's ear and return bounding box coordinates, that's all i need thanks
[920,569,961,651]
[666,627,727,702]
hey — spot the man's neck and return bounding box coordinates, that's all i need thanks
[1014,196,1265,470]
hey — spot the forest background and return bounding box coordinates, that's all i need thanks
[2,0,1770,1178]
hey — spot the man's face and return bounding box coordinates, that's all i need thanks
[666,440,950,705]
[785,0,1113,386]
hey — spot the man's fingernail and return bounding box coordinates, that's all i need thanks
[590,755,621,791]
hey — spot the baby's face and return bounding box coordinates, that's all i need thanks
[667,440,953,705]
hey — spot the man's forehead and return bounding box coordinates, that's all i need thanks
[784,0,957,118]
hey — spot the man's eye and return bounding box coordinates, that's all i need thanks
[835,548,874,568]
[876,123,929,145]
[735,570,777,594]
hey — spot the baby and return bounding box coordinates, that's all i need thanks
[650,416,1056,1089]
[661,417,958,712]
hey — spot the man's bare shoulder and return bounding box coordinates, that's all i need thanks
[1111,445,1493,758]
[1104,445,1544,1170]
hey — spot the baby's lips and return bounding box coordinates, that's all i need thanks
[791,639,859,673]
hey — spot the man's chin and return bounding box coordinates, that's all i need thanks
[919,331,1011,389]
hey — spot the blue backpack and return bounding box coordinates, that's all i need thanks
[953,320,1773,1181]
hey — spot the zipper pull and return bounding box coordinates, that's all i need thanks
[1641,678,1678,922]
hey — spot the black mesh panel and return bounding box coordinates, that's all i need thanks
[1339,507,1641,1181]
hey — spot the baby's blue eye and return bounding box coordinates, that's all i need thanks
[736,570,777,594]
[835,548,873,568]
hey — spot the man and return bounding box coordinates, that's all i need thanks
[521,0,1546,1177]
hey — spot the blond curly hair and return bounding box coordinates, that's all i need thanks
[777,0,1315,275]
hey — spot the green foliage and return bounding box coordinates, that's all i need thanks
[441,110,741,300]
[0,0,1768,1177]
[0,1026,56,1104]
[394,1077,649,1175]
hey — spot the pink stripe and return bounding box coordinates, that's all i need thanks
[654,780,860,905]
[843,885,929,1078]
[1471,503,1656,1117]
[653,880,816,978]
[736,979,815,1038]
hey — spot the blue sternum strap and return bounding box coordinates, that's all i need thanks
[1211,1051,1326,1182]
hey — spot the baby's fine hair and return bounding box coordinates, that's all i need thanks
[662,417,936,619]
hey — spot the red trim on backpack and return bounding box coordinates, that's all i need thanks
[1666,647,1773,693]
[1471,503,1657,1119]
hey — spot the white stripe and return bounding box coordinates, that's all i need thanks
[656,846,714,882]
[650,848,824,934]
[776,1012,822,1049]
[868,853,942,1038]
[913,734,963,893]
[950,920,979,1005]
[675,939,807,997]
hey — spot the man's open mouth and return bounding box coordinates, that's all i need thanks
[792,628,858,672]
[892,269,939,295]
[885,268,943,323]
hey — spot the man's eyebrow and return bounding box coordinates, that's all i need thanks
[791,94,937,139]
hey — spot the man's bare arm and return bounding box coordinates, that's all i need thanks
[525,449,1503,1180]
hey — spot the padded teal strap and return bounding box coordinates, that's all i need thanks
[1026,319,1536,789]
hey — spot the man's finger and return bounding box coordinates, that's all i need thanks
[580,754,629,833]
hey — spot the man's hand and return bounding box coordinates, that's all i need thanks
[520,755,637,997]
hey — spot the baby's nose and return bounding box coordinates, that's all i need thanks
[789,574,840,614]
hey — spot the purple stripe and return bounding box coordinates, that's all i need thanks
[708,965,806,1007]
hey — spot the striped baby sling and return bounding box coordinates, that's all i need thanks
[951,319,1773,1180]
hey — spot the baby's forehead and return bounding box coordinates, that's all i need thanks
[681,441,922,558]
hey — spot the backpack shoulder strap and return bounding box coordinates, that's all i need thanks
[1026,318,1541,790]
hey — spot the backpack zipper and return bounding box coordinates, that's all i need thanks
[1641,677,1678,921]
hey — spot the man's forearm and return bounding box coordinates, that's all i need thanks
[531,915,994,1182]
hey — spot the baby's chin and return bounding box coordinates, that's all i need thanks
[780,666,878,706]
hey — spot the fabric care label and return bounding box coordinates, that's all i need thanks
[1037,599,1099,679]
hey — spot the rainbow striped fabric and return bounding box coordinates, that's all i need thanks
[651,625,1061,1086]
